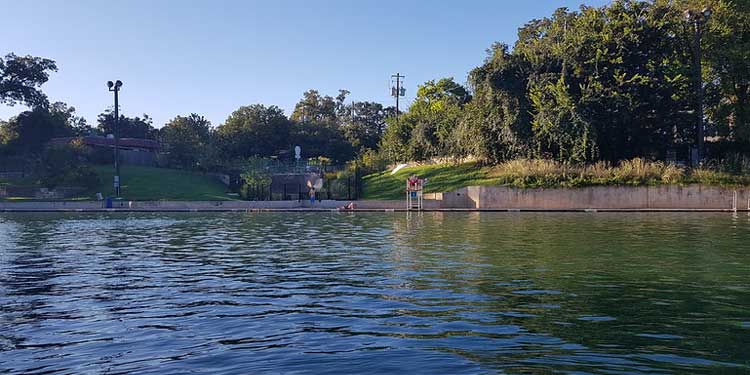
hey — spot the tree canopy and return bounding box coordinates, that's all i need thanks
[3,0,750,173]
[382,0,750,164]
[0,102,86,154]
[0,53,57,108]
[161,114,212,169]
[96,111,157,139]
[214,104,291,160]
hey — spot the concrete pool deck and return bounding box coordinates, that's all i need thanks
[1,185,748,212]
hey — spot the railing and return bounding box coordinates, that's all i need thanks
[263,160,345,175]
[242,179,361,201]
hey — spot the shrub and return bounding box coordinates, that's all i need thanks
[240,157,271,200]
[486,158,687,188]
[37,143,100,189]
[67,166,100,189]
[689,168,750,186]
[492,159,572,188]
[612,159,684,185]
[358,148,390,175]
[712,153,750,175]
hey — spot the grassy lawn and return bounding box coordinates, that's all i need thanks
[88,165,236,201]
[362,160,750,200]
[362,163,500,200]
[2,165,236,201]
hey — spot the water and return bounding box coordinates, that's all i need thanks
[1,212,749,374]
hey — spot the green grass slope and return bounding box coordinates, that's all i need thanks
[361,160,750,200]
[89,165,234,201]
[362,163,499,200]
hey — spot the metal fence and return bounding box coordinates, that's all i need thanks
[242,176,362,201]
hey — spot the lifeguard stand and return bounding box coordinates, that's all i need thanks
[406,175,424,211]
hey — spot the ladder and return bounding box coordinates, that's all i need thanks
[407,189,423,211]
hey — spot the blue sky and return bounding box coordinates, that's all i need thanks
[1,0,610,128]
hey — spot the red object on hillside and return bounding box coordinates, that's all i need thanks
[406,175,423,191]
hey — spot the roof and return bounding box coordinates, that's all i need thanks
[50,136,160,151]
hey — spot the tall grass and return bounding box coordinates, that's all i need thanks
[362,157,750,199]
[488,158,740,188]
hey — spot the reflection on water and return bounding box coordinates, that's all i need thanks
[0,212,749,374]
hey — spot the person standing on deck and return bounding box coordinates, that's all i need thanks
[309,187,316,205]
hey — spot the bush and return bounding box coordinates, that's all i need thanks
[488,158,687,188]
[358,148,390,175]
[712,153,750,175]
[38,143,100,189]
[689,168,750,186]
[240,157,271,200]
[492,159,572,188]
[87,146,116,165]
[66,165,100,189]
[612,159,684,185]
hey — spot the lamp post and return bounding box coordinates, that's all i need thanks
[685,8,711,164]
[107,80,123,197]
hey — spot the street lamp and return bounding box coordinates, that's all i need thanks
[107,80,123,197]
[685,7,711,165]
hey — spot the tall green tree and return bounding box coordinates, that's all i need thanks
[292,120,354,162]
[290,89,354,162]
[458,43,533,163]
[290,90,341,123]
[381,78,470,161]
[97,111,157,139]
[341,101,390,152]
[161,114,211,169]
[214,104,291,160]
[49,102,91,136]
[0,53,57,107]
[681,0,750,146]
[0,102,84,154]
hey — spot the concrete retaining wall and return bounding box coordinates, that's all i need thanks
[0,199,410,212]
[440,185,749,210]
[0,186,86,199]
[1,185,748,211]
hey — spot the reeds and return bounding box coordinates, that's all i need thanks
[490,158,695,188]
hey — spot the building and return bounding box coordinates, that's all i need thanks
[50,136,160,166]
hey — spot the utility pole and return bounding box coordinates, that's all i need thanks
[391,73,405,115]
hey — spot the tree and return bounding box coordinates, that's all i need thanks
[49,102,91,136]
[37,140,99,189]
[290,89,355,162]
[681,0,750,146]
[214,104,291,160]
[0,118,10,155]
[341,101,390,152]
[240,157,272,200]
[0,53,57,107]
[290,90,339,123]
[161,114,211,169]
[380,78,470,161]
[0,104,78,154]
[380,115,413,162]
[292,120,354,162]
[458,43,533,163]
[96,111,157,139]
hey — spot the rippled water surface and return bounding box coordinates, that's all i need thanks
[1,212,749,374]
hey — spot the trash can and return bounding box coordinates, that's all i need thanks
[105,197,113,208]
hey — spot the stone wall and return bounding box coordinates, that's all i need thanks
[0,199,408,211]
[0,186,85,199]
[438,185,749,210]
[2,185,748,211]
